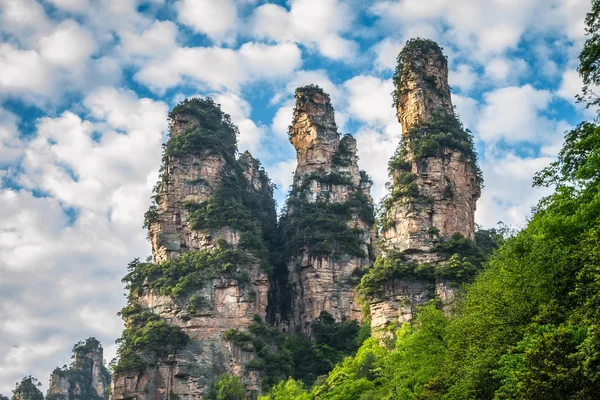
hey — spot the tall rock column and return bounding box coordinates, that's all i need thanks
[363,39,482,334]
[383,39,481,258]
[47,338,111,400]
[282,85,375,335]
[111,98,277,399]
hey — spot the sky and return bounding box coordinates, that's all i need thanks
[0,0,596,395]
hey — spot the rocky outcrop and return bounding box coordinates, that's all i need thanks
[47,338,110,400]
[367,39,482,333]
[11,377,43,400]
[283,85,375,335]
[111,98,276,399]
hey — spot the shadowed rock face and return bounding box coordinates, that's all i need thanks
[47,338,111,400]
[369,39,482,334]
[285,86,375,335]
[111,99,276,400]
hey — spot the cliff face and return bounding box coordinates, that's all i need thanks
[283,86,375,335]
[47,338,111,400]
[111,99,276,399]
[366,39,482,334]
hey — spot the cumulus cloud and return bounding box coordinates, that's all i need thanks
[250,0,358,60]
[476,153,554,228]
[119,20,179,58]
[176,0,238,40]
[0,88,168,394]
[213,92,267,156]
[477,85,555,144]
[38,20,97,66]
[135,42,302,93]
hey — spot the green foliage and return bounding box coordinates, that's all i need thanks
[332,136,353,166]
[493,324,591,400]
[281,186,373,260]
[294,85,331,103]
[113,306,188,373]
[224,315,369,391]
[0,394,8,400]
[392,38,447,109]
[578,0,600,109]
[166,97,238,162]
[258,379,312,400]
[123,243,250,297]
[207,374,246,400]
[45,337,112,400]
[12,377,43,400]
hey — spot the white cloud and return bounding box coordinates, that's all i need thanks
[272,103,294,139]
[0,89,168,394]
[250,0,357,60]
[477,85,555,143]
[450,64,478,92]
[344,76,397,126]
[176,0,238,40]
[484,57,528,84]
[38,20,96,66]
[135,42,302,93]
[355,127,403,203]
[0,43,51,96]
[476,153,554,228]
[119,20,178,57]
[371,38,403,71]
[0,107,23,164]
[213,92,266,156]
[47,0,89,11]
[0,0,51,40]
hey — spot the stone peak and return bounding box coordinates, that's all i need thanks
[394,38,454,133]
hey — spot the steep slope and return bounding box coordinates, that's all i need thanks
[359,39,483,335]
[111,98,277,399]
[47,338,110,400]
[280,85,375,334]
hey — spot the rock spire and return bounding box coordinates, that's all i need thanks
[282,85,375,334]
[364,38,483,334]
[111,98,276,399]
[47,338,110,400]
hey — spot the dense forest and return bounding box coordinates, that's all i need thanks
[252,1,600,399]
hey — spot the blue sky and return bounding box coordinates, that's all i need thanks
[0,0,596,394]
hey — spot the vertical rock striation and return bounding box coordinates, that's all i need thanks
[282,85,375,335]
[111,98,277,399]
[364,39,482,334]
[47,338,111,400]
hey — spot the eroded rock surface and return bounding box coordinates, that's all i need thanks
[47,338,110,400]
[368,39,482,333]
[284,86,375,335]
[111,99,276,400]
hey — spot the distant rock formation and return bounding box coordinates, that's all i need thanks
[11,377,43,400]
[47,338,110,400]
[282,85,375,334]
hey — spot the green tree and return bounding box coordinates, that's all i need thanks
[207,374,246,400]
[12,377,43,400]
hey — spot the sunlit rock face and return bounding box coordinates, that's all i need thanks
[284,86,375,335]
[111,99,276,400]
[47,338,111,400]
[368,39,482,334]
